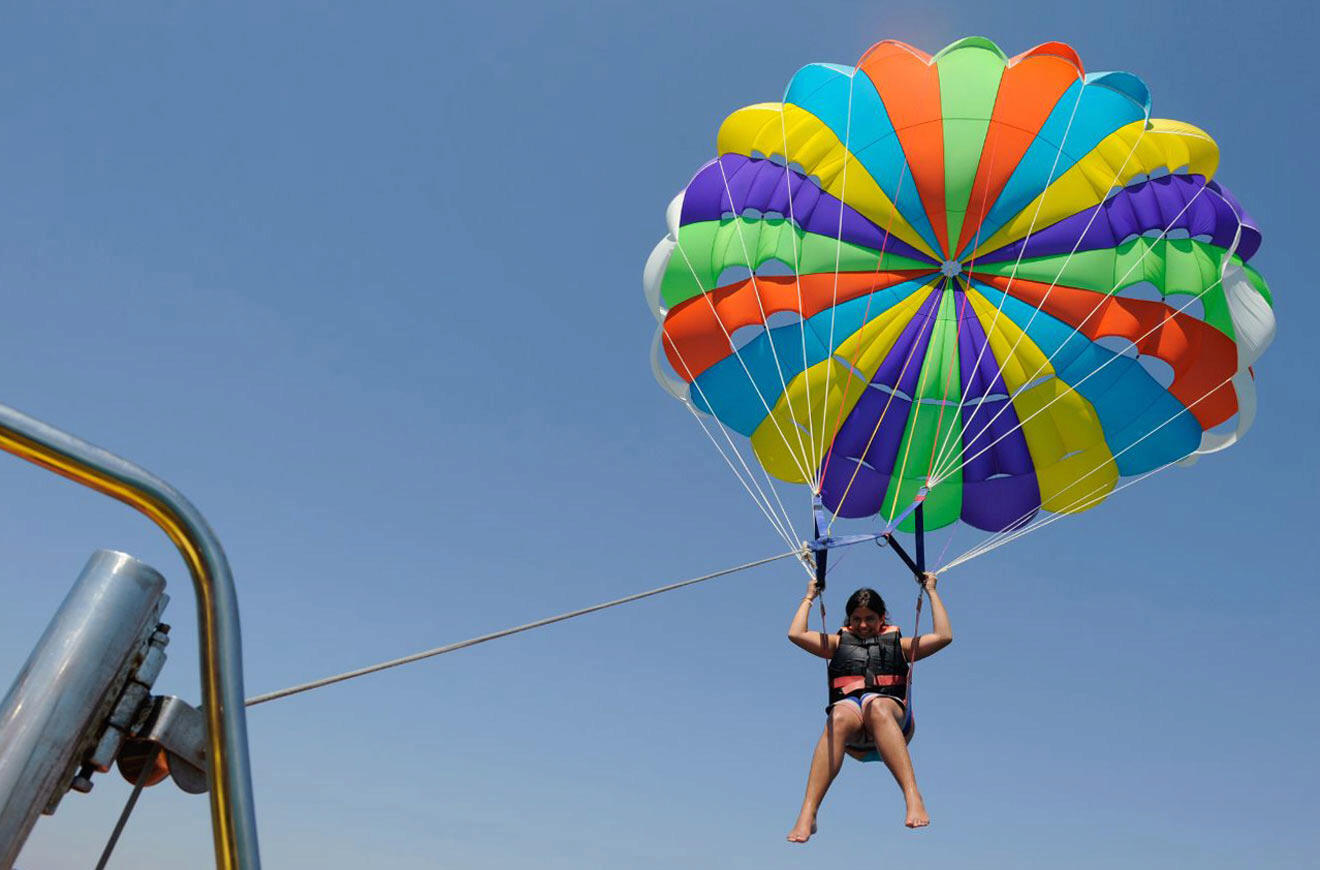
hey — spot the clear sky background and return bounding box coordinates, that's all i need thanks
[1,1,1315,867]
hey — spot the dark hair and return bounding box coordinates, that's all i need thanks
[845,588,886,619]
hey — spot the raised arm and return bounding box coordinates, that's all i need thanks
[788,578,838,659]
[903,572,952,662]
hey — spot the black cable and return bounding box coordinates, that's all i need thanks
[94,753,158,870]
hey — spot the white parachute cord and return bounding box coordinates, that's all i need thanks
[930,257,1231,487]
[661,317,800,548]
[943,441,1196,570]
[819,65,860,494]
[682,400,798,551]
[822,277,943,538]
[679,368,800,549]
[939,459,1180,573]
[883,286,951,530]
[931,137,1158,482]
[775,73,917,497]
[929,89,1131,481]
[814,160,915,521]
[770,88,908,499]
[713,156,818,484]
[942,367,1236,565]
[908,277,982,528]
[937,370,1236,571]
[933,520,964,571]
[926,76,1091,478]
[932,167,1217,484]
[670,235,816,484]
[924,114,1013,475]
[777,100,818,490]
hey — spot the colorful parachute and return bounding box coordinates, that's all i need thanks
[644,37,1274,535]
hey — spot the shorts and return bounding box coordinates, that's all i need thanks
[831,693,914,760]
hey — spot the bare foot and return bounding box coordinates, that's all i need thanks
[904,791,929,828]
[786,816,818,843]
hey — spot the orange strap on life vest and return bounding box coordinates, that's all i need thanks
[830,674,906,694]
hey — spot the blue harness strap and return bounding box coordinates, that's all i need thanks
[811,495,829,594]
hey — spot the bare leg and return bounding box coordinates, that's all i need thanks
[864,698,928,828]
[787,705,861,842]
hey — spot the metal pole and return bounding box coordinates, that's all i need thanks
[0,405,260,868]
[0,551,166,866]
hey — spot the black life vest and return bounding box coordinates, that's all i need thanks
[826,625,908,705]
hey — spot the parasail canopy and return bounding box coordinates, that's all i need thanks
[645,37,1274,540]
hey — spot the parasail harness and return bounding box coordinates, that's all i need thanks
[806,490,930,761]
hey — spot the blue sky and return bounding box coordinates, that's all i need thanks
[1,1,1316,867]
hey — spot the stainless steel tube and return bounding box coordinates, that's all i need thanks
[0,551,166,866]
[0,405,260,868]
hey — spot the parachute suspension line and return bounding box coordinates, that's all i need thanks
[939,374,1235,572]
[949,463,1135,567]
[933,521,963,571]
[823,281,942,539]
[660,317,799,546]
[941,458,1183,572]
[819,69,949,528]
[920,277,973,489]
[932,164,1217,484]
[776,101,818,487]
[937,371,1238,571]
[881,283,950,533]
[924,127,1007,477]
[828,82,1091,535]
[944,370,1236,566]
[682,401,798,550]
[670,239,817,485]
[245,549,802,708]
[934,237,1230,491]
[932,263,1230,488]
[931,112,1226,486]
[819,67,861,494]
[924,81,1087,480]
[667,333,798,547]
[816,160,914,494]
[933,184,1167,486]
[713,158,819,486]
[926,80,1090,479]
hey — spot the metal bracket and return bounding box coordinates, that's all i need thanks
[89,624,171,771]
[50,620,173,813]
[116,696,209,795]
[42,615,170,818]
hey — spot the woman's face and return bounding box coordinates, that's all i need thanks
[847,605,884,638]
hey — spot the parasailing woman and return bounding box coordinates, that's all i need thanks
[786,573,951,840]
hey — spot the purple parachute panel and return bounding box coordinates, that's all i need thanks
[819,286,943,518]
[953,297,1040,531]
[976,175,1261,264]
[680,155,933,264]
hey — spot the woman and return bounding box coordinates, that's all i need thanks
[786,572,951,840]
